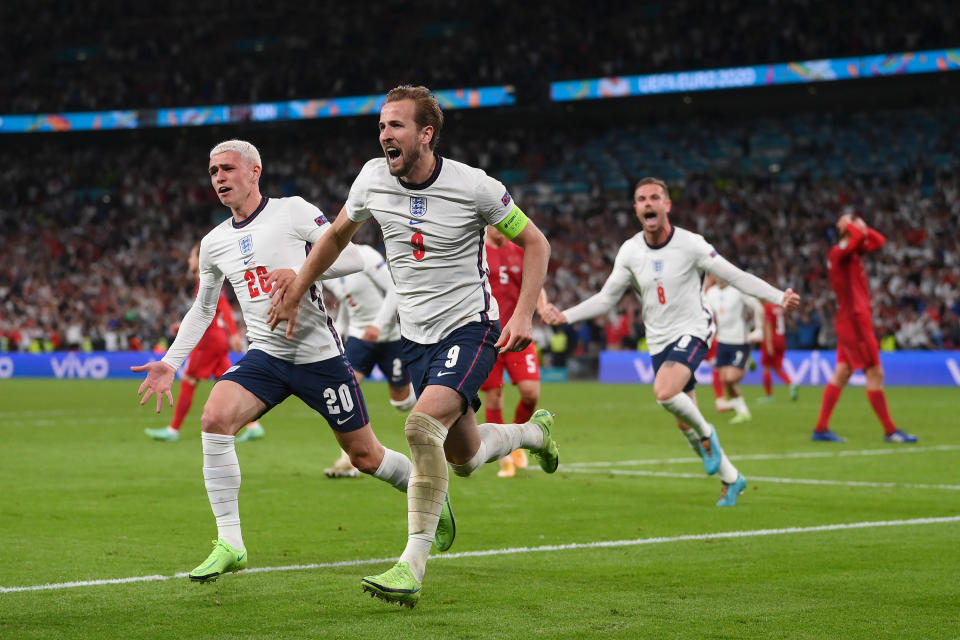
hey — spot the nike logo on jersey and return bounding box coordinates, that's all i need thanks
[243,256,254,265]
[336,415,354,425]
[409,219,423,226]
[437,371,456,377]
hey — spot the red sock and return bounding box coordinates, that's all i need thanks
[866,390,898,435]
[170,379,196,431]
[712,370,724,400]
[485,407,503,424]
[815,383,843,431]
[762,369,773,396]
[513,398,537,424]
[776,367,792,385]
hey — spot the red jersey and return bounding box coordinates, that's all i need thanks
[486,240,524,325]
[195,289,238,354]
[827,223,885,338]
[762,302,786,352]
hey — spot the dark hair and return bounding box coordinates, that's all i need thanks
[634,176,669,197]
[385,85,444,150]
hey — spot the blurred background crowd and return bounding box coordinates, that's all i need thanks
[1,0,957,356]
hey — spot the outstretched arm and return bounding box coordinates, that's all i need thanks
[705,256,799,311]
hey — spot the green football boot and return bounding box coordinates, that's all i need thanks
[188,539,248,582]
[729,412,752,424]
[361,561,422,608]
[789,383,799,401]
[235,422,265,443]
[144,426,179,442]
[528,409,559,473]
[434,494,456,552]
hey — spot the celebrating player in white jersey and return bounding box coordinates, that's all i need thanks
[542,177,799,507]
[268,85,559,608]
[703,276,764,423]
[323,244,417,478]
[131,139,451,583]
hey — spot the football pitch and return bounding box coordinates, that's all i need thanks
[1,379,958,639]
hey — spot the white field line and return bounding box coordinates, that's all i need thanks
[562,467,960,491]
[2,516,958,594]
[562,444,960,468]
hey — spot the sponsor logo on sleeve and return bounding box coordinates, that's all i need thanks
[501,190,511,207]
[709,250,717,258]
[315,214,328,226]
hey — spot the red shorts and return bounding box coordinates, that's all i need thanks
[185,348,232,380]
[836,335,880,371]
[480,342,540,391]
[761,342,785,368]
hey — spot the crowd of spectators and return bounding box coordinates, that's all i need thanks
[1,104,958,355]
[2,0,957,114]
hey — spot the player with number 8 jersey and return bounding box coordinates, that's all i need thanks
[543,177,800,507]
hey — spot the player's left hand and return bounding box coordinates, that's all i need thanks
[781,288,800,311]
[495,316,533,354]
[361,325,381,342]
[130,360,177,413]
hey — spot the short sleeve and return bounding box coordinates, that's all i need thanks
[475,171,514,226]
[287,196,331,245]
[345,161,376,223]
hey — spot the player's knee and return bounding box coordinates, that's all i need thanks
[518,391,539,406]
[653,385,677,403]
[348,447,382,475]
[404,412,448,447]
[200,405,231,434]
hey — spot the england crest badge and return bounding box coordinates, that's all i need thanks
[239,234,254,256]
[409,196,427,218]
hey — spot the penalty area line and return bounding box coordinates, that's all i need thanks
[2,516,959,594]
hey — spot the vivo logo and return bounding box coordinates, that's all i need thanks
[49,354,109,379]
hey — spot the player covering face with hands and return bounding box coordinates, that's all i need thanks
[542,178,799,507]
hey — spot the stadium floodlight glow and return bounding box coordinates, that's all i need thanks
[0,85,516,135]
[550,48,960,102]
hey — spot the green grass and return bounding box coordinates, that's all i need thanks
[1,379,958,639]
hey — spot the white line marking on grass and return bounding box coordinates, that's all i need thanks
[562,467,960,491]
[3,516,958,594]
[562,444,960,468]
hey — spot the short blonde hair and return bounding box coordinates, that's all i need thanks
[210,139,262,167]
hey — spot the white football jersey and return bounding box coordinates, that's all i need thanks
[563,226,783,355]
[162,196,345,367]
[345,155,514,343]
[324,245,401,342]
[704,285,752,344]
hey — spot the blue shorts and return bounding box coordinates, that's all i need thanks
[219,349,368,432]
[716,343,750,369]
[401,320,500,413]
[345,337,410,388]
[651,335,709,393]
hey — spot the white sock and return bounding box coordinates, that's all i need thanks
[201,432,244,550]
[658,393,714,439]
[372,447,412,492]
[449,422,544,477]
[680,427,701,455]
[399,412,449,582]
[718,452,739,484]
[390,383,417,411]
[731,396,750,416]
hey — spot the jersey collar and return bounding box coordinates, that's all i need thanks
[231,196,269,229]
[644,225,675,250]
[397,153,442,191]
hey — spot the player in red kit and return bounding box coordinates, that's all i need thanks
[145,244,264,442]
[480,226,550,477]
[757,301,798,403]
[812,215,917,443]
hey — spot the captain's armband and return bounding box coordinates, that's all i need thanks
[493,205,529,240]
